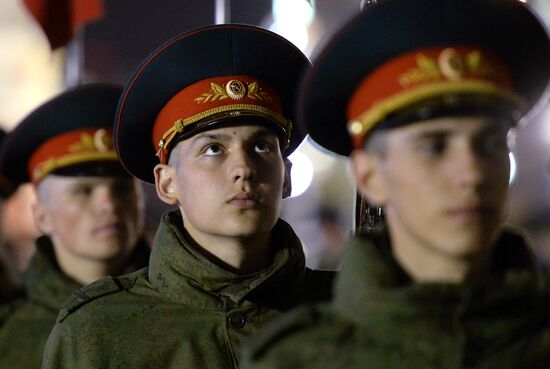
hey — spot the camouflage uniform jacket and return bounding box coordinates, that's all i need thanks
[42,210,335,369]
[0,261,20,329]
[0,235,150,369]
[242,229,550,369]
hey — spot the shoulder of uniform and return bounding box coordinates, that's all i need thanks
[245,303,326,361]
[57,268,146,322]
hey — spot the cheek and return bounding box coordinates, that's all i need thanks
[117,194,140,220]
[176,170,219,209]
[493,156,511,182]
[384,158,431,197]
[382,162,437,219]
[260,161,285,186]
[49,206,83,240]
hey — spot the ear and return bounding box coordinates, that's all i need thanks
[153,164,179,205]
[282,158,292,199]
[32,200,52,235]
[350,149,388,205]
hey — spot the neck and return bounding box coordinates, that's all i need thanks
[53,245,127,286]
[388,223,492,285]
[392,242,490,284]
[182,227,273,275]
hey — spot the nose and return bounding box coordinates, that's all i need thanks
[454,143,484,188]
[230,148,257,184]
[93,185,118,214]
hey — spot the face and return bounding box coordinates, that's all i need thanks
[34,176,144,262]
[154,125,290,245]
[354,116,511,259]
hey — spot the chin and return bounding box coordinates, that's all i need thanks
[223,225,273,239]
[443,236,495,258]
[92,241,128,258]
[226,217,276,234]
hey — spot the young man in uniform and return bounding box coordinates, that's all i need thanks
[0,84,150,369]
[42,24,334,369]
[243,0,550,368]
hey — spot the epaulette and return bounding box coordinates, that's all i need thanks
[245,304,324,361]
[57,269,145,322]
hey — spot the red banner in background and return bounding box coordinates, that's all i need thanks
[22,0,105,50]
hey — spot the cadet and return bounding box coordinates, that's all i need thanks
[242,0,550,368]
[42,24,334,369]
[0,84,150,369]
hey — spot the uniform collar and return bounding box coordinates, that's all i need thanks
[148,210,307,310]
[332,228,545,331]
[24,236,150,311]
[23,237,81,310]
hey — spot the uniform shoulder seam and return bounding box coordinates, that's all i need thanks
[57,269,145,322]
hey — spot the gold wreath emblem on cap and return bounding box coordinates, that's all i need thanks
[226,80,247,100]
[438,48,466,81]
[93,129,112,152]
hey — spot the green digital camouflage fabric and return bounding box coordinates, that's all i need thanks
[242,229,550,369]
[0,235,150,369]
[42,210,334,369]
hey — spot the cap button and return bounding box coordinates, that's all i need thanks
[348,120,365,136]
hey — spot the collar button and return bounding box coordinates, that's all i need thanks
[228,312,246,328]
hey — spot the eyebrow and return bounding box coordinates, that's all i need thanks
[248,129,277,140]
[410,123,509,143]
[192,133,232,143]
[410,129,451,141]
[191,128,277,145]
[66,181,96,192]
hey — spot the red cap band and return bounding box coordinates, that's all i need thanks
[28,128,117,183]
[152,75,291,163]
[347,46,524,148]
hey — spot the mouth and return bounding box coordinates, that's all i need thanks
[93,223,122,236]
[228,192,261,209]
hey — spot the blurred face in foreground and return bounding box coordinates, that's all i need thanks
[353,115,511,269]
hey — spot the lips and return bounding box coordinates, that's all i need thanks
[228,192,261,209]
[93,222,122,236]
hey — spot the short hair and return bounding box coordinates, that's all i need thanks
[363,129,388,156]
[167,142,182,168]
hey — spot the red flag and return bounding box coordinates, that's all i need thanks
[22,0,105,50]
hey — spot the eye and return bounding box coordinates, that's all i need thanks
[254,141,272,153]
[419,137,447,157]
[202,144,224,156]
[73,185,93,197]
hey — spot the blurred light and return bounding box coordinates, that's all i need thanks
[269,0,313,52]
[541,106,550,145]
[288,150,314,198]
[509,152,517,184]
[273,0,314,25]
[302,140,336,174]
[269,20,309,51]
